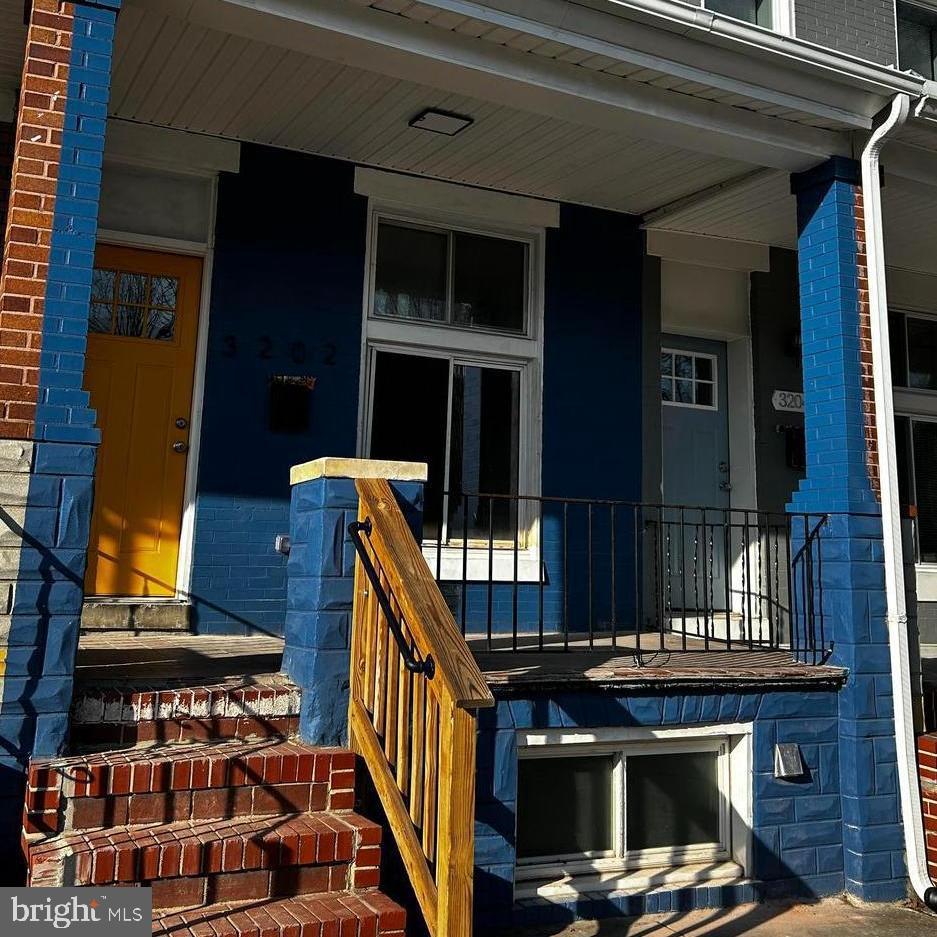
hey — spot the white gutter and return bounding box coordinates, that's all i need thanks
[862,91,937,911]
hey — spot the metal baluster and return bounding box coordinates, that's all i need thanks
[679,507,687,651]
[692,521,700,641]
[723,509,732,651]
[817,518,826,660]
[563,502,569,652]
[487,497,494,653]
[512,494,519,651]
[701,513,710,652]
[633,504,641,652]
[538,499,545,651]
[765,517,775,650]
[461,493,468,634]
[588,503,594,649]
[610,503,617,650]
[744,512,753,651]
[786,517,797,657]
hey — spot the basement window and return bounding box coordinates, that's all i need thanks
[516,736,735,879]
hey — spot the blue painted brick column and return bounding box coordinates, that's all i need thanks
[283,458,425,745]
[790,157,905,901]
[0,0,120,874]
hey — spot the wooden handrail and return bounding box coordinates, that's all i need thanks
[348,477,494,937]
[355,478,494,708]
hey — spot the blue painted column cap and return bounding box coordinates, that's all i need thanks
[285,457,427,746]
[790,156,861,196]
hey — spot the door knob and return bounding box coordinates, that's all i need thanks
[175,417,189,429]
[172,441,188,454]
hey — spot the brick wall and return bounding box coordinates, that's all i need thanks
[474,688,846,928]
[855,189,880,499]
[919,734,937,883]
[0,0,73,440]
[0,121,15,243]
[795,0,897,66]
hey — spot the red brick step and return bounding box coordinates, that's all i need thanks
[25,739,355,836]
[28,810,382,896]
[152,889,406,937]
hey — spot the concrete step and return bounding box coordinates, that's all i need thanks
[24,739,355,836]
[152,889,406,937]
[27,810,382,898]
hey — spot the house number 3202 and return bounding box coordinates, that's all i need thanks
[221,335,337,365]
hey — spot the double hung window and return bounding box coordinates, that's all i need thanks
[362,213,542,553]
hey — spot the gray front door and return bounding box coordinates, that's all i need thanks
[660,335,730,614]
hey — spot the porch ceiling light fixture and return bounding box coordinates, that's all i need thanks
[409,108,473,136]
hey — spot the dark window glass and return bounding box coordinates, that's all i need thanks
[908,318,937,390]
[626,751,720,850]
[890,313,908,388]
[898,3,937,79]
[374,223,448,322]
[369,352,450,538]
[913,421,937,563]
[452,233,526,333]
[895,416,914,512]
[516,756,614,859]
[706,0,770,28]
[447,366,520,542]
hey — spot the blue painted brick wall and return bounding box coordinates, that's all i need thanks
[474,687,845,928]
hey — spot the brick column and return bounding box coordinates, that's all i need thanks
[0,0,120,869]
[284,458,426,746]
[790,157,905,902]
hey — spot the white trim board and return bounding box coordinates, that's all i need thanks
[105,119,240,177]
[646,230,771,273]
[354,168,560,229]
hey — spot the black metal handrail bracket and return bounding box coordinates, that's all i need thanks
[348,518,436,679]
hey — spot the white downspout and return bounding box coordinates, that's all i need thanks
[861,91,937,910]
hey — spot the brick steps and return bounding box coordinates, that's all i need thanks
[70,678,301,749]
[24,679,405,937]
[152,889,406,937]
[25,738,355,836]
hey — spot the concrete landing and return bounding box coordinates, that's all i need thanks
[496,898,937,936]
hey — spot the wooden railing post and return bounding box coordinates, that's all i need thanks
[436,698,478,937]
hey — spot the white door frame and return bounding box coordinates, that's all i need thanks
[94,175,218,601]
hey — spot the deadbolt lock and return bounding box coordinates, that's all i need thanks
[175,417,189,429]
[172,441,188,454]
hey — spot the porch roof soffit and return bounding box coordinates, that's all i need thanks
[144,0,853,171]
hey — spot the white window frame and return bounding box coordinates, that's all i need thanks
[357,201,545,582]
[515,723,753,887]
[661,347,719,411]
[702,0,795,35]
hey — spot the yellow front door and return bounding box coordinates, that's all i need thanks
[84,245,203,596]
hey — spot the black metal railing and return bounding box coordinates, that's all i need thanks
[420,490,831,664]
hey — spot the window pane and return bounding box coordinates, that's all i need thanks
[696,382,714,408]
[447,365,520,542]
[115,305,145,337]
[661,377,673,402]
[675,355,693,379]
[898,4,937,79]
[369,352,450,538]
[695,357,713,382]
[706,0,760,25]
[452,232,526,333]
[660,353,673,377]
[908,318,937,390]
[626,751,720,850]
[517,756,614,859]
[147,308,175,341]
[89,302,112,334]
[92,268,116,302]
[118,272,148,306]
[890,313,908,387]
[675,379,693,404]
[151,276,178,309]
[895,416,914,513]
[374,223,448,322]
[913,421,937,563]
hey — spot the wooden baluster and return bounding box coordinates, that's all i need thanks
[397,639,412,796]
[409,676,425,825]
[384,596,400,764]
[348,526,368,750]
[361,550,378,718]
[422,693,439,863]
[373,569,389,737]
[436,697,477,937]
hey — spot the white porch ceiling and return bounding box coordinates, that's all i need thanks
[108,2,757,215]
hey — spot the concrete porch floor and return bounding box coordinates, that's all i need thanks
[75,631,845,691]
[496,898,937,936]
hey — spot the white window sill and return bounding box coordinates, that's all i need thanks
[421,543,544,583]
[514,859,746,901]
